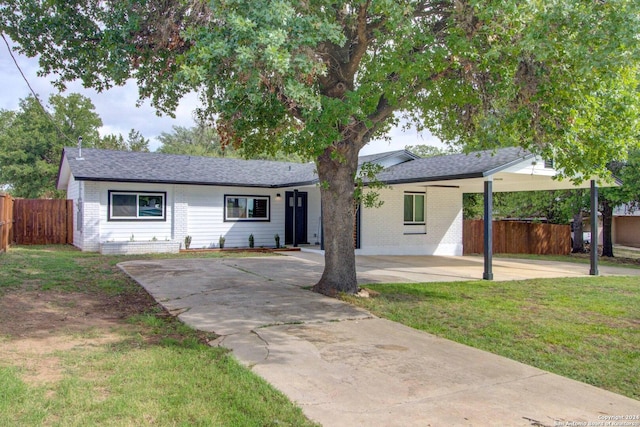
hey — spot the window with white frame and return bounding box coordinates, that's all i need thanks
[108,191,166,221]
[404,192,425,224]
[224,195,270,221]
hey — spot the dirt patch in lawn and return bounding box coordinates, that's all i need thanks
[0,287,157,386]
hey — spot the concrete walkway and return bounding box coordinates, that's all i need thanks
[119,253,640,426]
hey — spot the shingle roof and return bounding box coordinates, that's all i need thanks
[61,147,317,188]
[375,147,533,184]
[59,146,534,188]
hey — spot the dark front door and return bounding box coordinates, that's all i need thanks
[285,191,308,246]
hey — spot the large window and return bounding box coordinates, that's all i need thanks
[404,192,425,224]
[225,195,270,221]
[108,191,166,221]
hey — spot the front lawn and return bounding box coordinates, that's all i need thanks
[344,276,640,400]
[0,246,316,426]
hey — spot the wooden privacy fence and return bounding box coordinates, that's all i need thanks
[13,199,73,245]
[0,193,14,253]
[464,220,571,255]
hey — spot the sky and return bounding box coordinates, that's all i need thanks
[0,39,443,155]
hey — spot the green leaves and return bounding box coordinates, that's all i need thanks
[2,0,638,191]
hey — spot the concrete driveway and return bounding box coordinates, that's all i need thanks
[119,253,640,426]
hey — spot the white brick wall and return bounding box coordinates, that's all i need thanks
[358,184,463,255]
[100,241,180,255]
[425,186,463,255]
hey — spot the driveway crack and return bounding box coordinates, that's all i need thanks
[251,329,271,362]
[225,263,275,282]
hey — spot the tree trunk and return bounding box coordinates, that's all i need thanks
[312,143,360,296]
[571,212,586,253]
[601,199,614,257]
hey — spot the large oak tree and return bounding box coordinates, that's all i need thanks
[3,0,638,294]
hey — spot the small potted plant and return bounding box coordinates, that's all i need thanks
[184,235,192,249]
[248,233,254,248]
[274,233,280,249]
[219,235,225,249]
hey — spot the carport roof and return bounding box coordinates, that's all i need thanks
[57,146,599,191]
[376,147,534,184]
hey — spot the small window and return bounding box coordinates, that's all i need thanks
[225,195,270,221]
[108,191,166,221]
[404,193,425,224]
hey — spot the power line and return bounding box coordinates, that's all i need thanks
[1,32,77,145]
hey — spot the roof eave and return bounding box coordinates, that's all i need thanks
[379,173,485,186]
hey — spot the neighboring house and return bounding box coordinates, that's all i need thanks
[613,204,640,248]
[56,146,595,255]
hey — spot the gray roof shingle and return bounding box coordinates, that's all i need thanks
[60,146,533,188]
[62,147,317,188]
[375,147,533,184]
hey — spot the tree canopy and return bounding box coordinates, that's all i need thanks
[3,0,638,293]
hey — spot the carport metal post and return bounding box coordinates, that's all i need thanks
[483,179,494,280]
[590,180,599,276]
[293,189,298,247]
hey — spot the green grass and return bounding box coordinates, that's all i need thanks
[0,245,273,294]
[1,341,315,426]
[0,246,317,426]
[2,342,312,426]
[344,276,640,400]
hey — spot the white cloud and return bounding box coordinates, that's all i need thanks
[1,40,443,154]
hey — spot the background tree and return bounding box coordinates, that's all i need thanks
[3,1,638,294]
[96,133,128,151]
[567,190,590,254]
[125,129,150,152]
[0,93,102,198]
[157,121,308,161]
[97,129,149,152]
[157,124,229,157]
[492,190,577,224]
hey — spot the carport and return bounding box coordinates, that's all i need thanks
[372,149,615,280]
